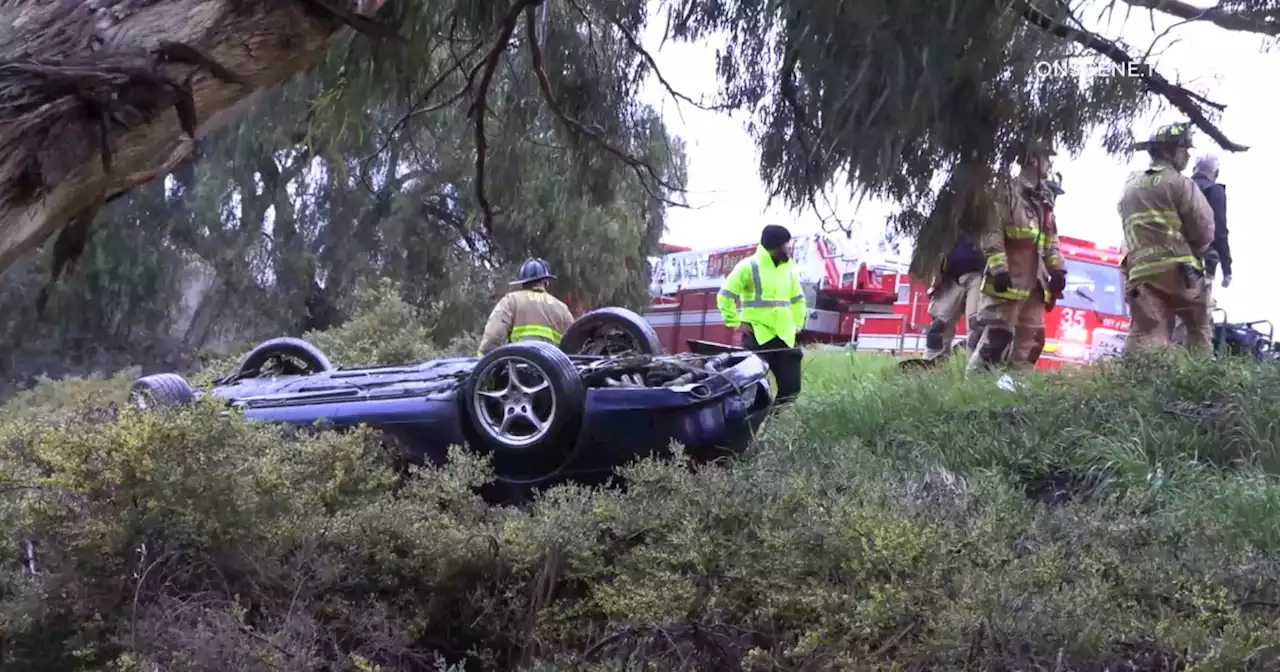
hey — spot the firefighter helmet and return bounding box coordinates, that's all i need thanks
[1138,121,1195,150]
[510,257,556,286]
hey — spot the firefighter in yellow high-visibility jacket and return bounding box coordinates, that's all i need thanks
[716,225,807,404]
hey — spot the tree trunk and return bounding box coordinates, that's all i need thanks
[0,0,386,276]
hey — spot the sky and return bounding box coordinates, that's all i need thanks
[635,2,1277,326]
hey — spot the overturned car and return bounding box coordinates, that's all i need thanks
[128,308,773,499]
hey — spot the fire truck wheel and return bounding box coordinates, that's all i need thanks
[561,307,664,356]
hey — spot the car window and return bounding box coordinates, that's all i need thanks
[1058,259,1127,316]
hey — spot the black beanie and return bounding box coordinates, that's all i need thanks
[761,224,792,250]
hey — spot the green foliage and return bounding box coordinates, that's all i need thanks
[183,278,478,385]
[303,279,439,367]
[0,369,137,423]
[662,0,1152,208]
[3,346,1280,669]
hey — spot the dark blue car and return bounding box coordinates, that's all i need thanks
[128,308,773,500]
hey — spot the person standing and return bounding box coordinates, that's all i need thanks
[1191,154,1232,296]
[477,257,576,355]
[1015,173,1067,368]
[1118,122,1216,356]
[716,225,807,404]
[967,140,1067,372]
[921,233,985,361]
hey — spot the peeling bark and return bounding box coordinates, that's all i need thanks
[0,0,388,276]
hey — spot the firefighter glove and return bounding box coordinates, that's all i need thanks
[990,271,1013,294]
[1048,270,1067,295]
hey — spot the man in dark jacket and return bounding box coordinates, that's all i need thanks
[1191,155,1232,292]
[921,233,985,361]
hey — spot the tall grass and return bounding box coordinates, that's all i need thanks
[793,349,1280,548]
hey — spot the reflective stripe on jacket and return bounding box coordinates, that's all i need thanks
[1117,161,1215,283]
[477,288,576,355]
[715,246,807,347]
[979,176,1064,301]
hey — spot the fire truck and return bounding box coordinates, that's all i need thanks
[644,234,1131,368]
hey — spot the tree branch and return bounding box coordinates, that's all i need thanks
[567,0,731,115]
[0,0,399,279]
[357,40,486,179]
[1016,1,1249,152]
[774,38,834,224]
[469,0,538,236]
[1121,0,1279,35]
[524,6,687,208]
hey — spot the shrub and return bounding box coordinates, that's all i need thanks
[2,345,1280,670]
[303,279,439,367]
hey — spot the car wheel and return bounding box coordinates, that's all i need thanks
[129,373,196,410]
[560,307,663,356]
[238,337,335,378]
[462,341,586,477]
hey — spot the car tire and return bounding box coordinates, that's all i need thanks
[462,341,586,478]
[129,373,196,410]
[560,307,663,356]
[238,337,335,378]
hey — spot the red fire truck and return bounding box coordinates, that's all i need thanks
[644,234,1130,368]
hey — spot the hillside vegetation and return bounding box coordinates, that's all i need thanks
[2,292,1280,670]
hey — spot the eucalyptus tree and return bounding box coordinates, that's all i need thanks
[0,0,1276,284]
[0,0,685,371]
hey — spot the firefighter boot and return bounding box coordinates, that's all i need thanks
[1012,326,1047,369]
[966,326,1014,372]
[923,318,951,361]
[965,315,982,351]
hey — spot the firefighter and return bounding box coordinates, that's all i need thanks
[921,233,985,361]
[477,257,576,355]
[1018,174,1066,367]
[717,224,806,404]
[1118,121,1216,356]
[966,139,1068,372]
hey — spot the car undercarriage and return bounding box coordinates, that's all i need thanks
[127,308,774,502]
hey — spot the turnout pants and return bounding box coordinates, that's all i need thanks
[1125,267,1212,357]
[924,272,983,359]
[966,289,1046,372]
[743,331,803,405]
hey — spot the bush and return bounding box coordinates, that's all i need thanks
[303,279,439,367]
[3,344,1280,670]
[186,279,479,386]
